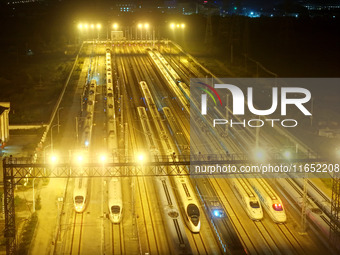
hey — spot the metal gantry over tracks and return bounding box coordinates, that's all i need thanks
[2,154,337,255]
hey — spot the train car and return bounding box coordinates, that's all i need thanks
[108,177,123,223]
[137,107,159,155]
[173,175,201,233]
[248,178,286,223]
[154,177,193,254]
[163,107,190,155]
[229,178,263,221]
[73,178,88,213]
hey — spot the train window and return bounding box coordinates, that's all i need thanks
[111,205,120,214]
[187,204,200,226]
[75,196,84,203]
[250,201,260,208]
[272,203,283,211]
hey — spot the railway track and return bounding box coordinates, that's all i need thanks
[111,223,124,255]
[69,212,84,255]
[276,223,306,255]
[190,233,209,255]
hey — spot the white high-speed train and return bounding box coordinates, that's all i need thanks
[73,178,88,213]
[248,178,287,223]
[229,178,263,221]
[108,177,122,223]
[173,176,201,233]
[154,177,193,254]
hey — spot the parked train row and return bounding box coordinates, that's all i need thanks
[106,48,118,154]
[139,81,201,233]
[146,50,190,114]
[136,106,192,254]
[106,48,122,224]
[73,79,97,212]
[150,51,289,225]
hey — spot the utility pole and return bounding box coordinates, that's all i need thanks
[299,175,307,235]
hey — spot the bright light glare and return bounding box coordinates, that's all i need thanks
[84,24,88,29]
[170,23,175,29]
[50,155,58,164]
[85,140,89,147]
[138,154,145,162]
[254,149,266,161]
[90,24,94,29]
[113,23,118,29]
[96,24,101,29]
[100,154,107,163]
[181,23,185,28]
[283,151,291,159]
[78,23,83,29]
[77,155,84,163]
[176,24,180,28]
[138,24,142,28]
[144,23,149,29]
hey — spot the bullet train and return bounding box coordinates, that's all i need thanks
[140,80,201,233]
[173,176,201,233]
[108,177,122,223]
[248,178,287,223]
[73,177,88,213]
[229,177,263,221]
[154,177,193,254]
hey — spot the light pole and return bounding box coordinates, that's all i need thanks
[50,124,59,153]
[43,144,51,164]
[96,24,101,40]
[32,178,36,213]
[57,107,63,133]
[138,24,143,40]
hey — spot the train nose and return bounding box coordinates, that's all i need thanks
[111,214,121,223]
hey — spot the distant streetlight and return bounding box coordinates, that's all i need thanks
[84,24,88,29]
[144,23,149,29]
[78,23,83,30]
[100,154,107,163]
[50,154,58,164]
[137,154,145,163]
[76,154,84,164]
[113,23,118,29]
[254,148,266,161]
[169,23,185,30]
[283,150,292,160]
[96,24,101,29]
[90,24,94,29]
